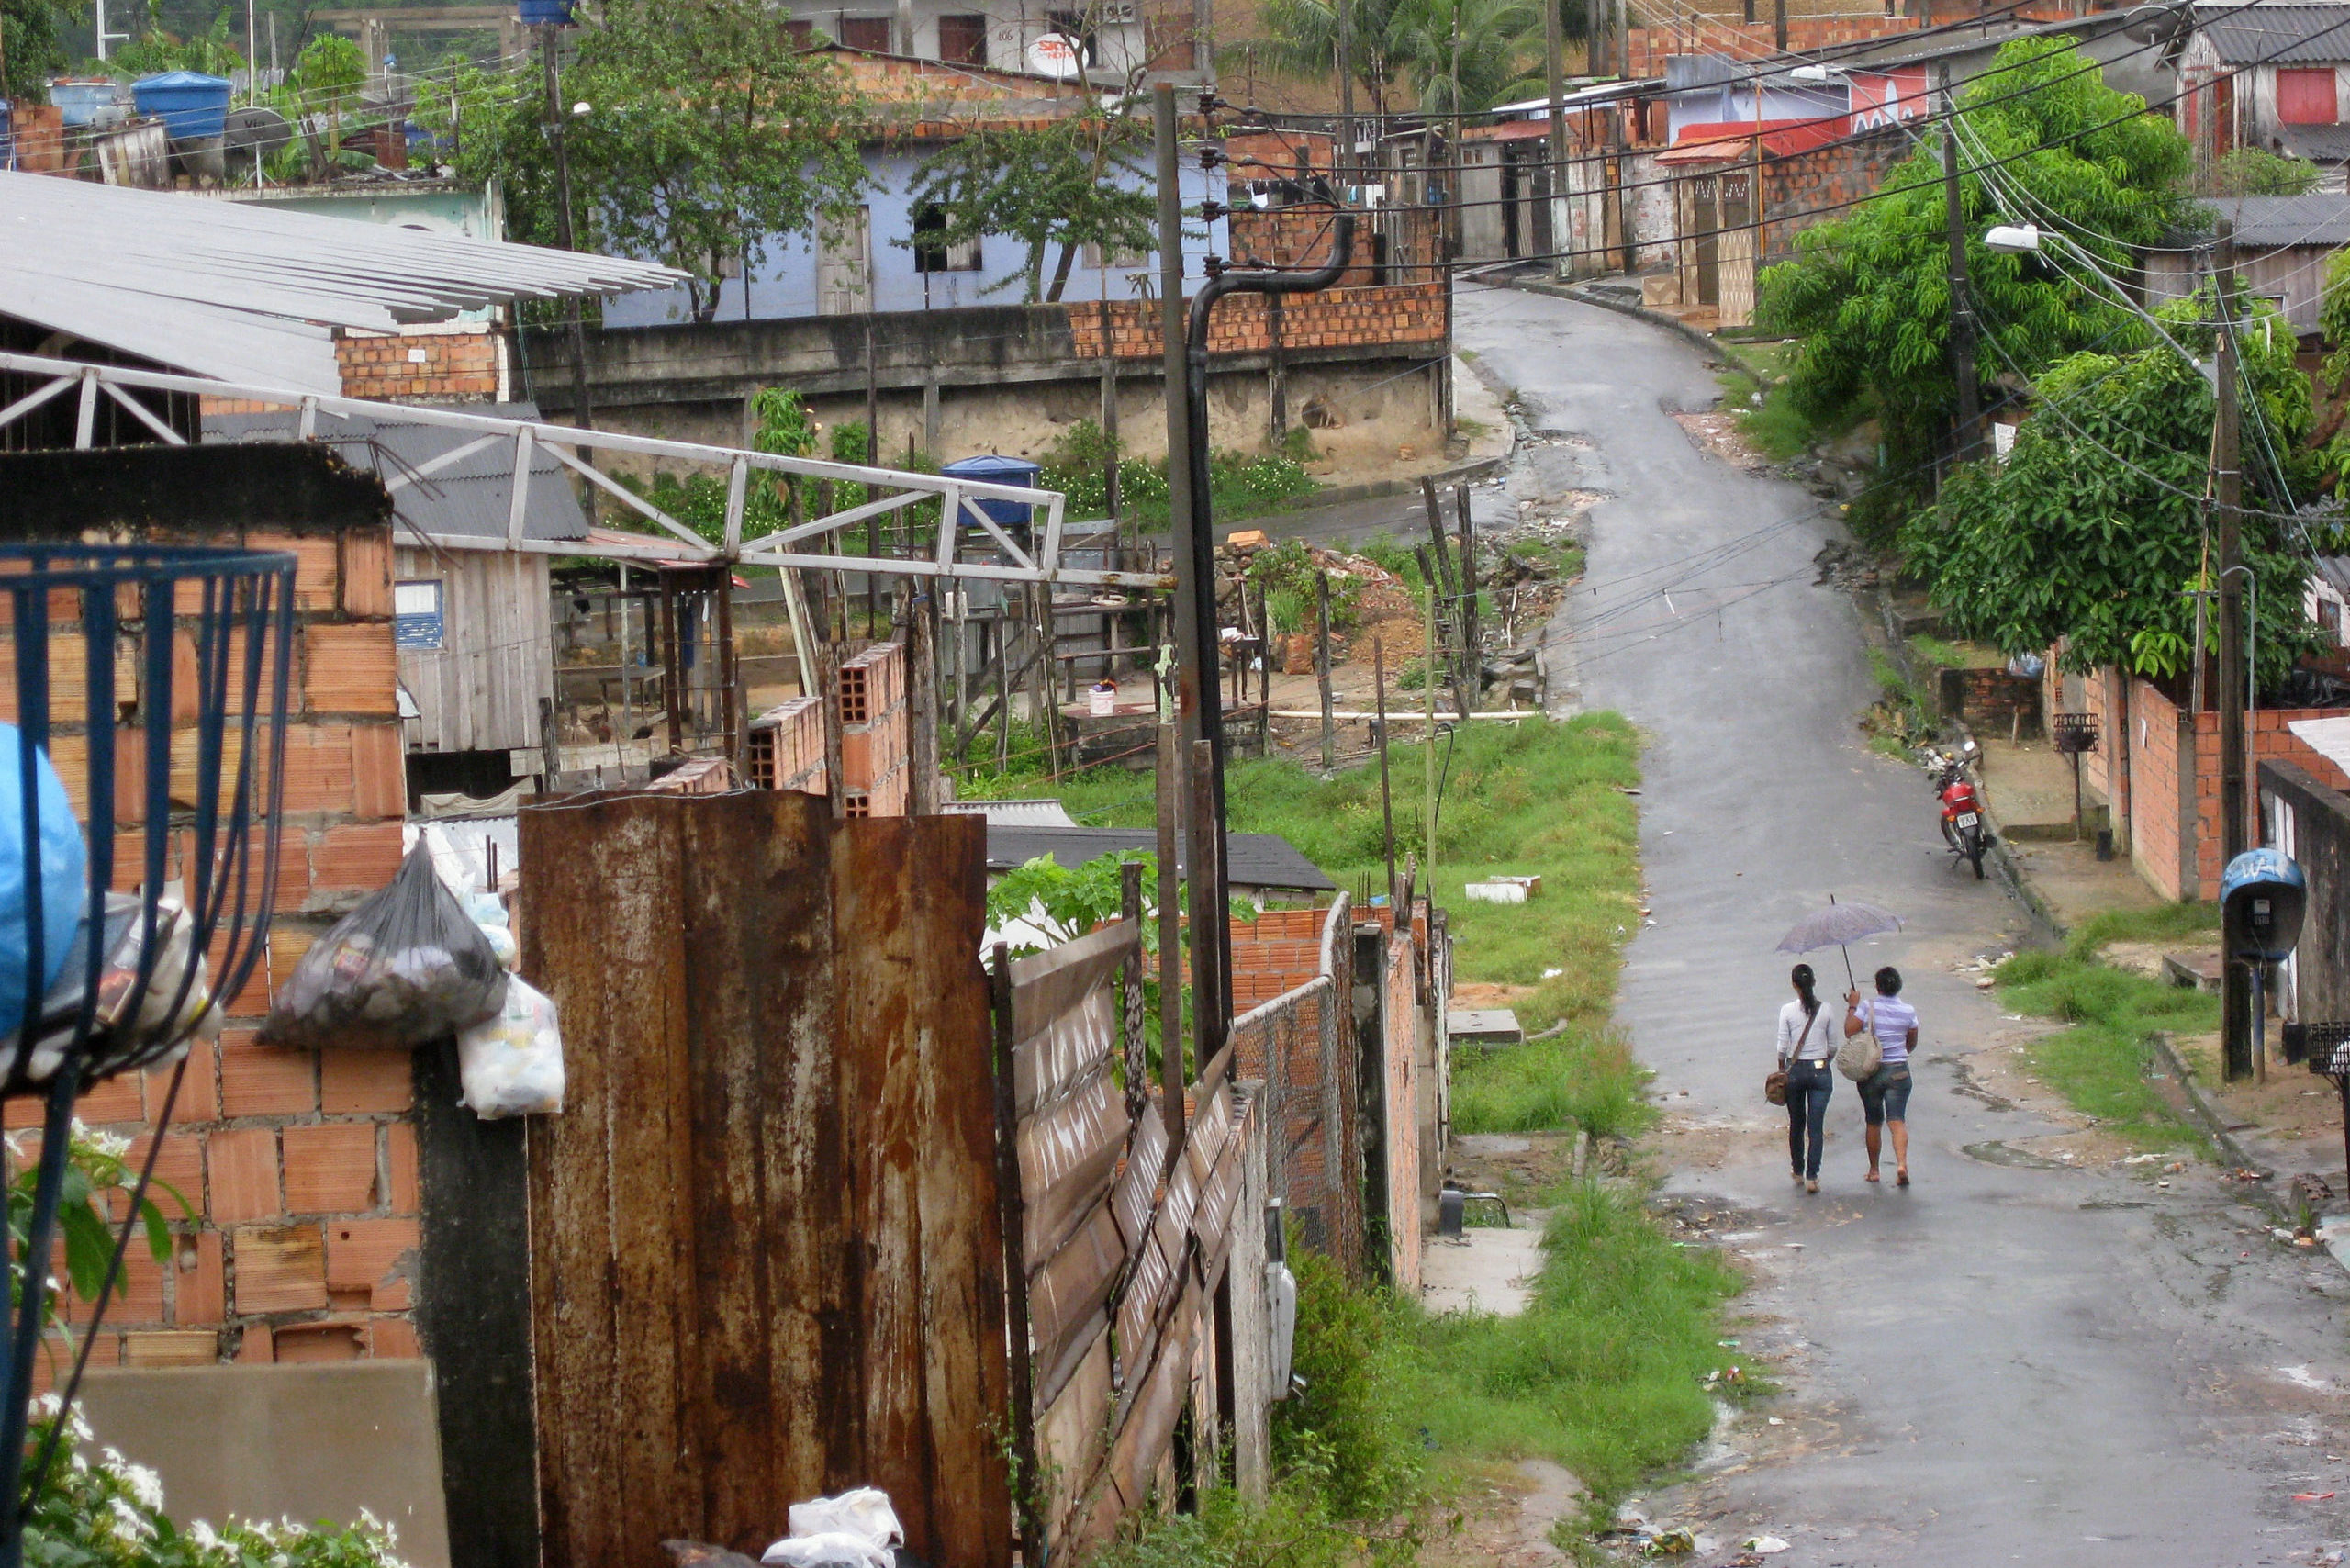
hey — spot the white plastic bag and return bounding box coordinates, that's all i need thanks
[787,1490,902,1550]
[759,1534,890,1568]
[456,976,564,1117]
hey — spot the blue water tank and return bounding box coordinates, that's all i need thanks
[48,78,127,129]
[517,0,576,23]
[940,454,1044,532]
[131,72,233,140]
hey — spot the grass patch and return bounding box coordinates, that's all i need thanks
[1995,946,2216,1148]
[2063,901,2220,962]
[1906,633,2003,671]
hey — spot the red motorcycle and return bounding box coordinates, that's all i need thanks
[1930,740,1991,879]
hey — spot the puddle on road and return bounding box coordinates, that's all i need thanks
[1964,1139,2073,1170]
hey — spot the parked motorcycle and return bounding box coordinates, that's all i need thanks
[1927,740,1992,879]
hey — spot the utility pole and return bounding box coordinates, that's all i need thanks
[1942,63,1980,465]
[1155,84,1222,1043]
[1545,0,1568,277]
[1774,0,1787,54]
[1337,0,1356,183]
[2216,218,2253,1082]
[1588,0,1606,76]
[543,23,595,430]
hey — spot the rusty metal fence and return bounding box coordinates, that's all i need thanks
[520,793,1013,1568]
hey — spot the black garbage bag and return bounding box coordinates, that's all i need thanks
[260,844,509,1050]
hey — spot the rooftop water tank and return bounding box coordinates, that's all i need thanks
[131,72,232,141]
[47,78,128,129]
[940,454,1044,532]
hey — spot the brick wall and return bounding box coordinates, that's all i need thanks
[1624,14,1923,73]
[1225,208,1442,285]
[1760,131,1911,263]
[1938,665,2043,738]
[22,521,413,1376]
[333,329,501,404]
[744,643,912,814]
[1066,283,1447,362]
[2093,674,2350,898]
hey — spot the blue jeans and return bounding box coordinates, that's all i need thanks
[1784,1058,1833,1179]
[1858,1063,1913,1126]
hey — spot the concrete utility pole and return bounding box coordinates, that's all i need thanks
[1337,0,1357,181]
[543,23,595,429]
[1942,63,1980,465]
[1545,0,1569,275]
[2215,218,2254,1082]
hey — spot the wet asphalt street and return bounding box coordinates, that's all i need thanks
[1449,282,2350,1566]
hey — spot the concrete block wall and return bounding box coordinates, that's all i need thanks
[18,521,416,1377]
[1760,132,1910,262]
[744,644,911,814]
[748,696,828,794]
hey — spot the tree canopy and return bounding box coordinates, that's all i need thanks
[1757,39,2194,487]
[3,0,84,99]
[1902,292,2337,689]
[1223,0,1555,116]
[900,107,1158,304]
[426,0,870,322]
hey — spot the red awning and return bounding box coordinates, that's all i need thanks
[1657,117,1850,164]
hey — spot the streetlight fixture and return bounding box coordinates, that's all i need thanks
[1982,220,2210,386]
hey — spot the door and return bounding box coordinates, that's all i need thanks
[1690,174,1720,307]
[2271,793,2301,1021]
[817,206,871,316]
[1500,147,1523,259]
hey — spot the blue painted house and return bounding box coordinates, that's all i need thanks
[603,47,1227,328]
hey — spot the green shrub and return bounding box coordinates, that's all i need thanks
[1275,1250,1424,1519]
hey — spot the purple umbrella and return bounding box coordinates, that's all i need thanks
[1775,896,1904,990]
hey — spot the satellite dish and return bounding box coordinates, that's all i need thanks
[224,106,293,155]
[1027,32,1082,78]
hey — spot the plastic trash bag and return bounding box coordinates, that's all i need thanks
[0,722,87,1036]
[758,1535,890,1568]
[260,845,508,1049]
[456,977,563,1118]
[787,1492,902,1551]
[6,894,218,1085]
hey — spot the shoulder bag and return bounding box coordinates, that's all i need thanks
[1836,998,1883,1082]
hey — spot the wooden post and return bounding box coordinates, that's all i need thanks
[901,581,942,814]
[1121,860,1147,1123]
[1456,482,1478,678]
[1375,641,1396,907]
[1155,721,1185,1138]
[1190,736,1225,1070]
[657,573,683,754]
[1315,571,1335,773]
[1419,476,1459,603]
[801,571,846,813]
[1424,583,1438,879]
[988,943,1043,1568]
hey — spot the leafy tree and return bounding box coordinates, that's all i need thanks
[108,10,244,77]
[985,850,1156,955]
[900,107,1158,303]
[2207,147,2322,196]
[1758,39,2194,497]
[2,0,85,100]
[423,0,871,322]
[286,31,365,170]
[1903,290,2336,689]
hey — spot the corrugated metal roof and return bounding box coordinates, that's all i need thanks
[2273,122,2350,161]
[201,402,589,542]
[942,798,1081,827]
[2192,4,2350,63]
[2197,192,2350,246]
[0,170,684,393]
[984,825,1337,892]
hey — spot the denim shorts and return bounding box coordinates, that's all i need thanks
[1857,1063,1913,1126]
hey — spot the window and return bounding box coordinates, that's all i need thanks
[2279,67,2338,125]
[785,18,814,45]
[2322,597,2344,642]
[937,13,988,63]
[1080,239,1149,269]
[394,580,444,651]
[837,15,891,50]
[912,203,981,272]
[1046,10,1100,65]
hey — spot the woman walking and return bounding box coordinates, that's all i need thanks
[1776,963,1837,1193]
[1845,966,1918,1186]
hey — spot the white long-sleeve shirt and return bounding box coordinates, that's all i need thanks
[1776,999,1837,1065]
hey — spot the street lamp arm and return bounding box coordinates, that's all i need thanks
[1985,222,2210,388]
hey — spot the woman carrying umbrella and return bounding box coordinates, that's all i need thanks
[1775,898,1907,1190]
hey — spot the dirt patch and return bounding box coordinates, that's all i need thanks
[1447,1130,1582,1209]
[1672,410,1774,475]
[1452,981,1538,1009]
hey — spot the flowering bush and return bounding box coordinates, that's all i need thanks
[21,1403,407,1568]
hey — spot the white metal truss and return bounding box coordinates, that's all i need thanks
[0,353,1174,592]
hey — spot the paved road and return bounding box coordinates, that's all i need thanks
[1457,281,2350,1566]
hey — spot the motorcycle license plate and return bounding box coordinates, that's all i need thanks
[1955,812,1979,830]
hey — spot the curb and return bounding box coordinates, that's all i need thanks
[2144,1031,2291,1224]
[1490,272,1729,364]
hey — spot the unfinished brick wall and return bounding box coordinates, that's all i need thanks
[333,328,501,403]
[1066,284,1447,362]
[744,642,912,814]
[22,521,415,1376]
[1225,207,1442,285]
[1623,13,1922,73]
[1760,131,1910,263]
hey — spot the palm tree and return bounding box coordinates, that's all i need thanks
[1222,0,1416,123]
[1392,0,1545,116]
